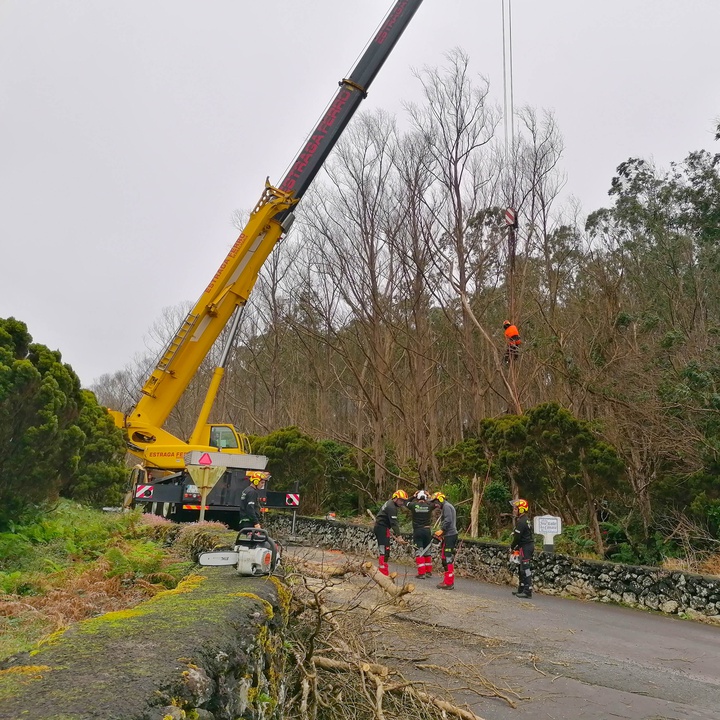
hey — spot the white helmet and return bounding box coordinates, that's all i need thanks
[415,490,428,500]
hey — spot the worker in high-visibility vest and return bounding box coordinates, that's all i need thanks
[503,320,521,363]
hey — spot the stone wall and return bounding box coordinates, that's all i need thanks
[266,513,720,622]
[0,571,290,720]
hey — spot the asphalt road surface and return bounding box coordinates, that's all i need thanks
[295,549,720,720]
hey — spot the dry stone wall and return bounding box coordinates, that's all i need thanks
[0,570,289,720]
[267,513,720,622]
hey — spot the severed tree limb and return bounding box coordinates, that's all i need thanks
[300,677,310,720]
[404,685,487,720]
[361,562,415,599]
[313,656,390,677]
[368,671,386,720]
[292,558,360,580]
[312,656,486,720]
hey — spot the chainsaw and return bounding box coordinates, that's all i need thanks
[198,528,281,576]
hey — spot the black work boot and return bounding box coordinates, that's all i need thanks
[514,590,532,599]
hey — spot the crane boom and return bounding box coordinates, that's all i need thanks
[111,0,425,465]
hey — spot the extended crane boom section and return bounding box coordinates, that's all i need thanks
[111,0,425,504]
[279,0,424,202]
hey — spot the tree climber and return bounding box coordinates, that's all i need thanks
[503,320,521,363]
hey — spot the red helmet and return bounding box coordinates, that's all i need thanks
[503,320,511,328]
[392,489,409,501]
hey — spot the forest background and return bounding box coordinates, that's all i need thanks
[2,51,719,569]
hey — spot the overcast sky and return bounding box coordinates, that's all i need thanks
[1,1,718,388]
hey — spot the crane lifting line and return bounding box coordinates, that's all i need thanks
[501,0,515,161]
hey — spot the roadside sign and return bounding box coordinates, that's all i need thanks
[505,207,518,227]
[534,515,562,536]
[534,515,562,554]
[285,493,300,506]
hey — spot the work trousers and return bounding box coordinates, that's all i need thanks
[517,543,534,593]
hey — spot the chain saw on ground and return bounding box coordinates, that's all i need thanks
[198,528,281,576]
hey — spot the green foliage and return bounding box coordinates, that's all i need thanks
[485,480,511,507]
[690,492,720,537]
[435,404,627,549]
[251,428,366,515]
[317,439,366,515]
[0,318,128,529]
[0,501,147,576]
[553,525,598,557]
[102,542,166,578]
[61,390,127,507]
[0,318,83,528]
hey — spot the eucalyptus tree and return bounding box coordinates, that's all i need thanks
[576,149,720,538]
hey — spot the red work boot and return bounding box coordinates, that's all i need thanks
[415,556,425,578]
[378,557,389,576]
[436,563,454,589]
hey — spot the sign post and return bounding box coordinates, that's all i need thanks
[185,452,226,523]
[533,515,562,554]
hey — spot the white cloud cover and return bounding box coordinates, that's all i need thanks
[1,0,718,385]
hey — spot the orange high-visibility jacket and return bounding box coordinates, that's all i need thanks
[504,324,521,346]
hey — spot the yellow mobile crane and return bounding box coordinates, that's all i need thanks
[110,0,426,523]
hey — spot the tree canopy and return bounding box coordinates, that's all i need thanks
[0,318,126,529]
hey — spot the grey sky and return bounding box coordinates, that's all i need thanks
[1,1,718,387]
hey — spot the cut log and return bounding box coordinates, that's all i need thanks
[292,558,359,580]
[361,562,414,599]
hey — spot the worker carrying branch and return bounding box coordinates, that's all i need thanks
[503,320,521,363]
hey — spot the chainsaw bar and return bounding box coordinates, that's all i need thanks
[198,551,239,566]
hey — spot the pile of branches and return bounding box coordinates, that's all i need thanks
[282,557,488,720]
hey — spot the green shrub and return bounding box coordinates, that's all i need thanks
[102,542,166,578]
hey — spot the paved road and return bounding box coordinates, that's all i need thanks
[295,549,720,720]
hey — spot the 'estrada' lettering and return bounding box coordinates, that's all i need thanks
[280,89,353,193]
[205,233,247,293]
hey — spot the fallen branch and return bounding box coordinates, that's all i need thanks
[361,562,414,600]
[313,656,486,720]
[292,558,360,580]
[405,685,487,720]
[313,656,390,677]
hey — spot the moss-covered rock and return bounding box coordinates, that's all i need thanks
[0,569,288,720]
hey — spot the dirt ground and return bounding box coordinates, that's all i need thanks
[287,546,720,720]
